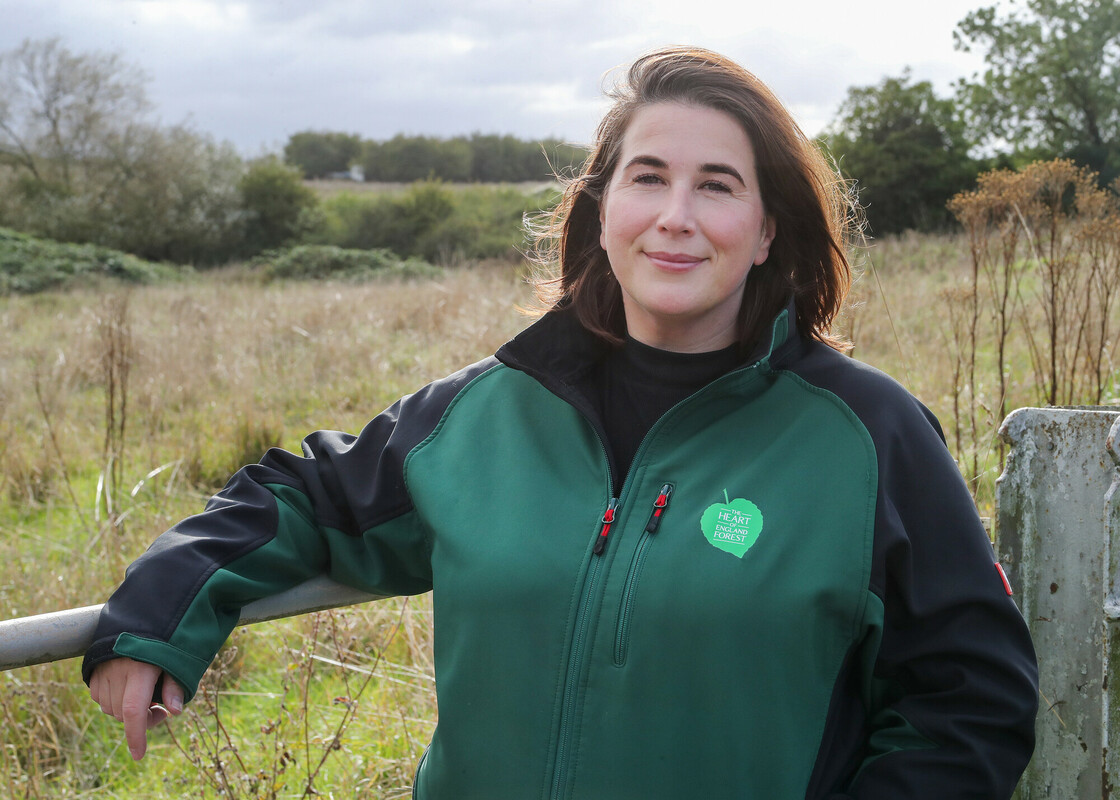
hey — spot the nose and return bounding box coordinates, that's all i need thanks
[656,186,695,235]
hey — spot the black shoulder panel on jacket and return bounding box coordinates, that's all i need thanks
[782,339,1037,800]
[254,355,501,536]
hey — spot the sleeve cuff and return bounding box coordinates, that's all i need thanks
[104,632,212,703]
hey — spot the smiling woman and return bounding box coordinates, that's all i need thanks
[598,102,775,351]
[534,45,854,361]
[84,46,1037,800]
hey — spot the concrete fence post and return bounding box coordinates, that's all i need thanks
[996,407,1120,799]
[1103,414,1120,799]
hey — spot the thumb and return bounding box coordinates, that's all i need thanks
[161,676,185,716]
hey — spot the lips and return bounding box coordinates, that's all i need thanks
[644,251,705,270]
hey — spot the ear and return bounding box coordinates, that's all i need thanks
[753,215,776,266]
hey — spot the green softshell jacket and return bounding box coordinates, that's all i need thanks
[83,306,1038,799]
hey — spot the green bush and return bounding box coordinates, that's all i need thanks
[0,227,179,294]
[255,244,441,282]
[314,181,557,264]
[0,125,247,266]
[239,158,321,254]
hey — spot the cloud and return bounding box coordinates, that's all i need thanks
[0,0,986,153]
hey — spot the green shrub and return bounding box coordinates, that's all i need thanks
[314,181,557,264]
[256,244,441,282]
[0,227,179,294]
[239,158,321,254]
[0,125,247,267]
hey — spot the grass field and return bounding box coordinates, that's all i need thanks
[0,233,1115,797]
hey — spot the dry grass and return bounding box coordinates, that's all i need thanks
[0,229,1115,795]
[1,263,529,799]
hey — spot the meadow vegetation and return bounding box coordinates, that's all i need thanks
[1,159,1118,797]
[1,264,527,798]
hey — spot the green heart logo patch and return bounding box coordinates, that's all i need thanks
[700,491,763,558]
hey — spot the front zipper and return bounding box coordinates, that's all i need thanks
[592,498,620,555]
[613,484,673,666]
[549,499,612,800]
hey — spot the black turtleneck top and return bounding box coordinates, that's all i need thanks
[589,336,741,484]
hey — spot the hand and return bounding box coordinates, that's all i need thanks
[89,657,185,761]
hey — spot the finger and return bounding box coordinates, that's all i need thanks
[97,669,122,720]
[121,667,159,761]
[90,670,105,708]
[161,676,185,716]
[147,704,171,729]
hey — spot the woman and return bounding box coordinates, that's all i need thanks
[86,47,1038,798]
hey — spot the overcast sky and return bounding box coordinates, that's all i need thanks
[1,0,992,155]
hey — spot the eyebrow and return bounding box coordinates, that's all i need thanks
[622,155,744,184]
[700,162,745,183]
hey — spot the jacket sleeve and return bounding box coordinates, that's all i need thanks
[837,398,1039,798]
[81,359,494,702]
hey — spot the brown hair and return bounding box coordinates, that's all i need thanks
[530,45,857,353]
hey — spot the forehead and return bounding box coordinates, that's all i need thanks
[617,102,755,167]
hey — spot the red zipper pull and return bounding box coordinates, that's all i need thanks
[644,484,674,534]
[593,498,620,555]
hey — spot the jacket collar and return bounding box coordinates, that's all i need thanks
[496,297,799,387]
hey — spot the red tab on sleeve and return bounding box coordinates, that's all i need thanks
[995,562,1013,596]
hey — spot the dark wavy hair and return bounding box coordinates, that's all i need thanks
[530,46,857,353]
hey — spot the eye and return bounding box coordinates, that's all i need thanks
[633,173,664,185]
[701,179,733,194]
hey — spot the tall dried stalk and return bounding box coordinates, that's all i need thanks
[1081,210,1120,403]
[947,159,1120,500]
[950,159,1120,406]
[31,365,92,537]
[939,283,977,484]
[96,293,133,536]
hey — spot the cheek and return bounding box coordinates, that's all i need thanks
[713,213,768,257]
[599,196,647,252]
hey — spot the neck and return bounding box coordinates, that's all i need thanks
[624,321,736,354]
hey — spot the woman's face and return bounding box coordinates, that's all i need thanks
[599,101,775,352]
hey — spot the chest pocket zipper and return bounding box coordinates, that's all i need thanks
[613,484,673,667]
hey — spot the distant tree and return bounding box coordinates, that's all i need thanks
[358,133,584,184]
[954,0,1120,182]
[239,157,320,254]
[101,124,245,264]
[283,130,363,179]
[362,135,470,182]
[825,70,980,234]
[0,38,248,264]
[468,133,526,182]
[0,37,149,189]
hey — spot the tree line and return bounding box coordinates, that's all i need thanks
[284,130,586,184]
[1,0,1118,263]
